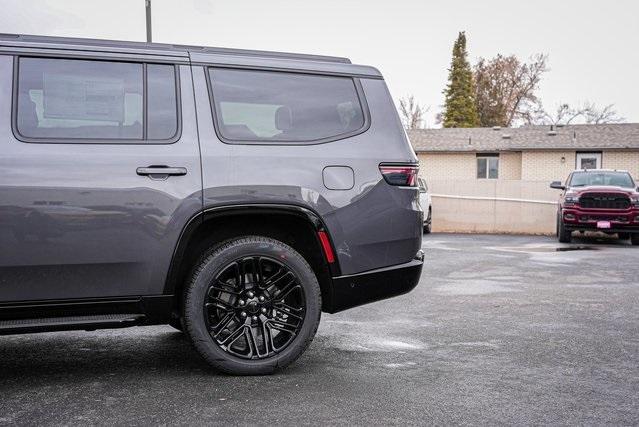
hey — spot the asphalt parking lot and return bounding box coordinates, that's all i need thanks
[1,234,638,425]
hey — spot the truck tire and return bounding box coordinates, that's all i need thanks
[183,236,321,375]
[631,234,639,246]
[557,215,571,243]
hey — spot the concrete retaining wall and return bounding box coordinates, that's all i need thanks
[428,179,558,234]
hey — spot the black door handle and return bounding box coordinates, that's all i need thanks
[136,166,187,180]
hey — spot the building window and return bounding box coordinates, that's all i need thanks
[576,152,602,170]
[477,154,499,179]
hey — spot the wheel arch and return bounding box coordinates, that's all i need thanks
[164,203,339,314]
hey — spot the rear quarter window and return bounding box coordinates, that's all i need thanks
[208,68,367,144]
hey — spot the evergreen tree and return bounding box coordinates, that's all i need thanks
[442,32,479,128]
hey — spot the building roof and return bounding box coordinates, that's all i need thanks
[408,123,639,153]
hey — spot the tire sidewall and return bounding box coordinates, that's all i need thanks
[184,237,321,374]
[557,212,571,242]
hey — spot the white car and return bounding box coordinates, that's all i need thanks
[418,177,432,233]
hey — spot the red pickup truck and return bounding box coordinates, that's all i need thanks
[550,169,639,244]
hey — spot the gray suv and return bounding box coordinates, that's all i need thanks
[0,34,423,374]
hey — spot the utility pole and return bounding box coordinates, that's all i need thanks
[145,0,152,43]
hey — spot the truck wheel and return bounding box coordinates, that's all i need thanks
[557,215,571,243]
[618,233,631,240]
[631,234,639,246]
[183,236,321,375]
[424,207,432,234]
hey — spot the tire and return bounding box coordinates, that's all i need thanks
[183,236,321,375]
[423,207,432,234]
[631,234,639,246]
[557,214,571,243]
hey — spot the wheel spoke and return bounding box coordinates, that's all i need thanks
[262,320,274,355]
[219,324,245,346]
[206,296,234,309]
[274,300,303,313]
[239,259,249,288]
[209,281,241,296]
[250,257,264,287]
[274,307,304,321]
[274,280,301,301]
[274,300,304,321]
[243,327,254,358]
[263,268,291,290]
[211,312,235,338]
[205,301,232,312]
[269,319,298,334]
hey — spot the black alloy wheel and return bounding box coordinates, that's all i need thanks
[205,256,306,359]
[183,236,321,375]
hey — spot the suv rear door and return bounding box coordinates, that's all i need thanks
[0,54,202,302]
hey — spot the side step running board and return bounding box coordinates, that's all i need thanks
[0,314,146,336]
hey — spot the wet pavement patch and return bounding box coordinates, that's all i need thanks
[492,244,600,253]
[555,246,599,252]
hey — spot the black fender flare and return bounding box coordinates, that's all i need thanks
[162,203,340,295]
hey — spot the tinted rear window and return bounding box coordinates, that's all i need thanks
[208,68,365,143]
[15,57,178,141]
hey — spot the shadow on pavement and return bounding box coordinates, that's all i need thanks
[0,329,223,380]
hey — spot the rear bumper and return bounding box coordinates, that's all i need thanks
[325,253,423,313]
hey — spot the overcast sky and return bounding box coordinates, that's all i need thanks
[2,0,638,127]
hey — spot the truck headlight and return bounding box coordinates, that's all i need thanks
[565,192,579,206]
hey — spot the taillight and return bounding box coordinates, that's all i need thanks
[317,230,335,264]
[379,164,419,187]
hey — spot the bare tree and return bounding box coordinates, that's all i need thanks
[525,102,582,125]
[582,102,625,124]
[524,101,625,125]
[398,95,429,129]
[474,53,549,127]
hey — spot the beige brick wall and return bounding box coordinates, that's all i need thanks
[521,151,576,182]
[420,150,639,183]
[418,153,477,181]
[602,152,639,177]
[500,152,522,180]
[418,152,522,181]
[521,151,639,181]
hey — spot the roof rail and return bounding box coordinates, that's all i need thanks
[0,33,352,64]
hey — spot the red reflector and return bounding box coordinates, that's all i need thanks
[379,164,419,187]
[317,231,335,264]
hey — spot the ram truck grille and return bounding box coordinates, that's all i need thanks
[579,193,631,210]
